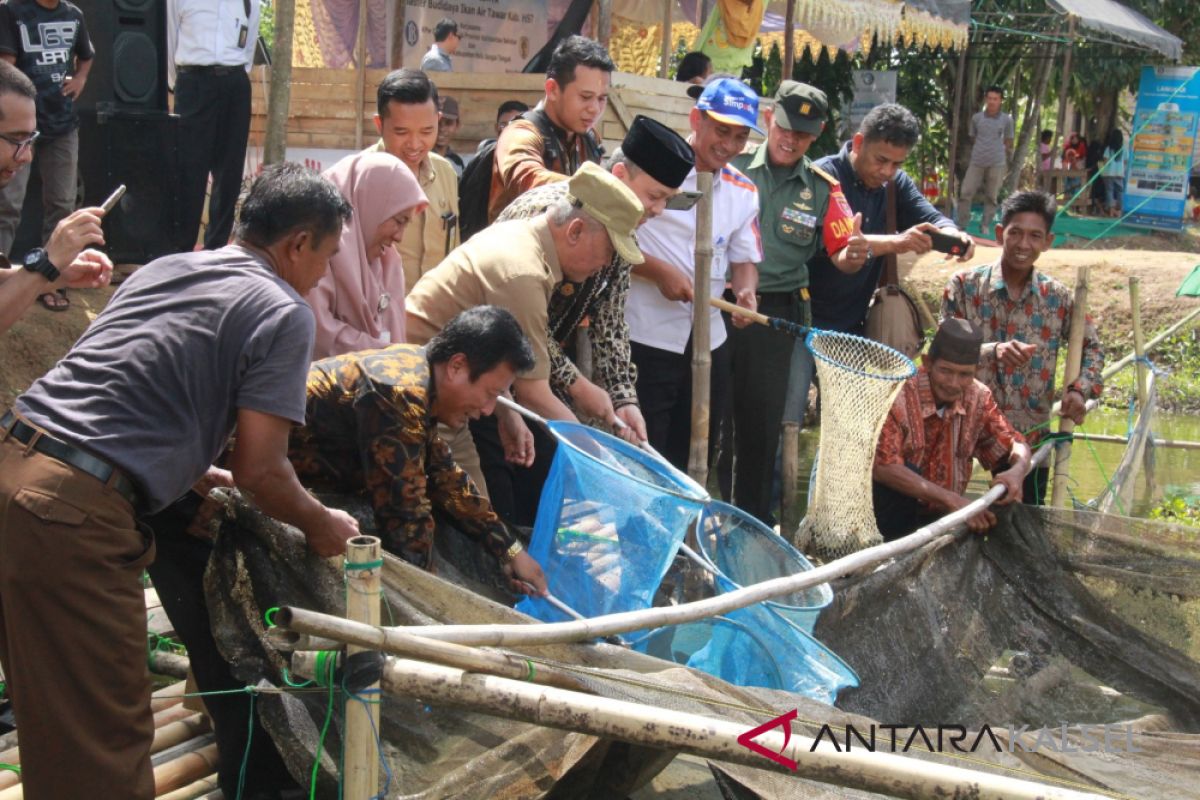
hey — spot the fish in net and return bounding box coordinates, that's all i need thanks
[792,329,915,561]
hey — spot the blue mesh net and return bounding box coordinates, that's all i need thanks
[695,501,832,634]
[516,421,709,623]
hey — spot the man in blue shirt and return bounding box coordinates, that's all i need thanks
[807,104,973,334]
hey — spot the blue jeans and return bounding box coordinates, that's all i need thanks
[1103,176,1124,212]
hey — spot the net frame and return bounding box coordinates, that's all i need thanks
[794,329,916,561]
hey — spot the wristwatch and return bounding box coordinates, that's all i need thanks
[22,248,59,283]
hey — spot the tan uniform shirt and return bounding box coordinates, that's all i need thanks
[367,142,460,292]
[405,216,561,381]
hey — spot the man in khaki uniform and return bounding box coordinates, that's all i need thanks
[406,162,643,512]
[369,69,459,290]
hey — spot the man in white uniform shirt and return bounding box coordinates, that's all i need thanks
[167,0,259,252]
[625,77,763,472]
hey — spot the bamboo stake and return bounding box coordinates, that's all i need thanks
[659,0,672,79]
[1102,304,1200,379]
[156,774,219,800]
[395,425,1084,649]
[343,536,382,800]
[262,0,294,165]
[689,172,714,486]
[291,653,1108,800]
[780,422,800,532]
[152,715,211,757]
[782,0,796,78]
[277,606,592,692]
[353,0,369,150]
[1051,266,1089,507]
[1130,277,1148,408]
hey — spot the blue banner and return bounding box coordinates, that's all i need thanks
[1125,66,1200,231]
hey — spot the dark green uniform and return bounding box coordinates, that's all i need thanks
[721,143,848,523]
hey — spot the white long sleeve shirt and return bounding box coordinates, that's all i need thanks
[166,0,260,89]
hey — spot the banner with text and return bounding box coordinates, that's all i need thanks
[1125,65,1200,231]
[402,0,547,73]
[844,71,897,137]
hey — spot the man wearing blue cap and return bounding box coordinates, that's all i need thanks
[625,77,764,472]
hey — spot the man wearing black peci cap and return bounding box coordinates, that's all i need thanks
[722,81,867,525]
[484,114,693,525]
[872,317,1030,540]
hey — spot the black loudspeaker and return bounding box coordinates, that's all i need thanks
[77,108,179,264]
[72,0,167,112]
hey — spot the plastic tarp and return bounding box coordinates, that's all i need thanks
[1048,0,1183,60]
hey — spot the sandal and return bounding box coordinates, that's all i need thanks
[37,289,69,312]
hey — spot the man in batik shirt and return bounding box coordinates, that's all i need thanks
[873,318,1031,539]
[941,190,1103,504]
[288,306,548,595]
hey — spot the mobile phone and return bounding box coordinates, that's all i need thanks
[100,184,127,214]
[928,228,969,256]
[666,190,703,211]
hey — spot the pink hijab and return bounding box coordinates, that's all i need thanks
[307,151,429,359]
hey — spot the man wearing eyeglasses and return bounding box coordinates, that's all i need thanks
[0,0,95,312]
[0,61,111,334]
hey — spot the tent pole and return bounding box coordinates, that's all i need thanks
[354,0,369,150]
[947,44,968,208]
[263,0,294,165]
[783,0,796,78]
[659,0,672,78]
[1053,16,1077,158]
[391,0,406,68]
[597,0,613,48]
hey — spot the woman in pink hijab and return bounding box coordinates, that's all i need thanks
[308,151,429,358]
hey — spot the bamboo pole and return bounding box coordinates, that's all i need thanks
[597,0,613,48]
[354,0,369,150]
[780,422,800,532]
[1072,432,1200,451]
[148,650,190,680]
[689,172,714,486]
[291,652,1108,800]
[152,742,220,797]
[1051,266,1090,507]
[782,0,796,78]
[659,0,672,79]
[1101,305,1200,380]
[152,715,212,757]
[262,0,294,165]
[395,423,1085,649]
[157,774,219,800]
[343,536,382,800]
[390,0,406,69]
[151,680,190,712]
[265,628,342,652]
[278,606,592,692]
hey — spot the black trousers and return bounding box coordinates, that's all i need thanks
[175,67,251,251]
[631,337,730,475]
[143,496,300,799]
[469,413,556,528]
[717,292,804,525]
[872,470,938,542]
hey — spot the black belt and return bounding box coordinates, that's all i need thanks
[1,411,141,508]
[757,289,809,304]
[177,64,242,76]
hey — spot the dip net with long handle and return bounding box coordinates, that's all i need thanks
[793,329,916,561]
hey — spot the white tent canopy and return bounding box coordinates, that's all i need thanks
[1048,0,1182,60]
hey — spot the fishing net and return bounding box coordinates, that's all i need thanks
[1090,369,1158,516]
[197,492,1200,800]
[629,503,857,703]
[515,420,709,623]
[793,330,915,561]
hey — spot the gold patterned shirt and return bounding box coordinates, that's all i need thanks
[288,344,514,568]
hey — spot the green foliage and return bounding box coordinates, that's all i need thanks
[1148,492,1200,528]
[763,42,783,99]
[259,0,274,54]
[792,48,858,159]
[1104,327,1200,413]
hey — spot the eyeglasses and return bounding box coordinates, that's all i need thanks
[0,130,39,158]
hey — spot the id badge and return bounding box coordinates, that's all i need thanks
[238,25,249,49]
